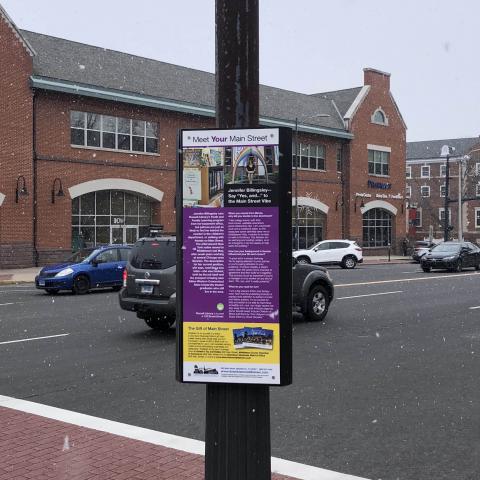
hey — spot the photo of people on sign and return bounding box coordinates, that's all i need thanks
[182,147,224,208]
[224,146,279,185]
[233,327,274,350]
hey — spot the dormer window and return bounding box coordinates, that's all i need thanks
[371,107,388,126]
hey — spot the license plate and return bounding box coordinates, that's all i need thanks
[39,280,45,286]
[141,285,154,294]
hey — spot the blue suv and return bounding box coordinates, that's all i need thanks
[35,245,131,294]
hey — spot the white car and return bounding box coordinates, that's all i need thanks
[293,240,363,269]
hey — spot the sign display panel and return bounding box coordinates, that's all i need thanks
[177,127,292,385]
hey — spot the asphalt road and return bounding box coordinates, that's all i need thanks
[1,262,479,480]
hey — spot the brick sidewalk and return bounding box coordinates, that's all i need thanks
[0,407,296,480]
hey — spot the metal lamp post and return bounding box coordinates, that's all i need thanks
[441,145,452,241]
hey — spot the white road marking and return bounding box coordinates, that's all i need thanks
[336,271,480,287]
[0,333,69,345]
[0,395,370,480]
[469,306,480,310]
[0,289,39,293]
[337,291,403,300]
[0,303,15,306]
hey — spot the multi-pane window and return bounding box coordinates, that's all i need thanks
[476,184,480,197]
[439,208,451,221]
[295,144,326,170]
[70,111,158,154]
[476,163,480,176]
[362,208,392,247]
[406,185,411,198]
[440,164,446,177]
[336,145,342,172]
[421,165,430,178]
[406,166,411,179]
[292,206,325,250]
[368,149,389,176]
[414,208,422,227]
[421,185,430,197]
[440,184,446,197]
[476,208,480,228]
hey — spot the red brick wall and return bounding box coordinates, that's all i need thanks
[0,16,34,268]
[346,69,407,253]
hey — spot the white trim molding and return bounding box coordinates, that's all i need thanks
[293,196,329,215]
[344,85,370,122]
[0,192,5,206]
[360,200,398,216]
[69,178,164,202]
[367,144,391,152]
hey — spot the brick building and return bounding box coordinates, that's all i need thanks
[0,4,406,268]
[406,137,480,243]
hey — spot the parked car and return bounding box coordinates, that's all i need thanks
[412,240,437,262]
[420,242,480,272]
[119,237,335,330]
[35,245,131,294]
[292,240,363,269]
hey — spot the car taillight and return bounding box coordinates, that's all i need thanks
[355,247,362,252]
[122,269,127,287]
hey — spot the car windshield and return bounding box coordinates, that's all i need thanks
[67,249,96,263]
[431,244,460,253]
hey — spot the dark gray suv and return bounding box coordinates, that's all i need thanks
[120,237,334,330]
[119,236,177,330]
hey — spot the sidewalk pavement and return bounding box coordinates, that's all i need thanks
[0,396,369,480]
[0,257,413,285]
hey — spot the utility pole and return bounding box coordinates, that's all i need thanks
[458,158,463,242]
[206,2,271,480]
[441,145,451,242]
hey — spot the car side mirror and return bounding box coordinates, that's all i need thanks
[91,258,99,266]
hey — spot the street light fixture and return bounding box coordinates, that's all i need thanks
[353,195,365,212]
[15,175,29,203]
[440,145,454,241]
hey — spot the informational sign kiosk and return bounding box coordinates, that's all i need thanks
[177,127,292,386]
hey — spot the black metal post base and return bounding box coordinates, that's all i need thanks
[205,384,271,480]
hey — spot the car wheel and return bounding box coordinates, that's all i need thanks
[422,266,431,273]
[341,255,357,269]
[45,288,59,294]
[306,284,330,322]
[454,260,463,273]
[112,285,122,292]
[297,256,310,265]
[72,275,90,295]
[144,315,175,331]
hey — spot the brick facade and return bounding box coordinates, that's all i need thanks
[0,7,407,267]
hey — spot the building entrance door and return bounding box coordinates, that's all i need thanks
[111,226,138,245]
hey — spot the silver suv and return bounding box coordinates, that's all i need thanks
[119,236,176,330]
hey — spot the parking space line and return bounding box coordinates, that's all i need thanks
[337,291,403,300]
[469,306,480,310]
[336,271,480,287]
[0,303,16,306]
[0,333,69,345]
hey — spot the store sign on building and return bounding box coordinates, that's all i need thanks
[176,127,292,386]
[367,180,392,190]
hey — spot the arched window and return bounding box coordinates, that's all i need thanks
[362,208,392,247]
[371,108,388,125]
[292,206,326,249]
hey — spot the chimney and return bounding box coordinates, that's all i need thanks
[363,68,390,91]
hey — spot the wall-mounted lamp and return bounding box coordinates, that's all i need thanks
[51,178,65,204]
[15,175,29,203]
[353,195,365,212]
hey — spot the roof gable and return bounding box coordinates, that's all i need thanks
[0,5,35,56]
[311,87,362,117]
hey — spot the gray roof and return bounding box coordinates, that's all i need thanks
[406,137,480,160]
[311,87,363,117]
[22,30,346,132]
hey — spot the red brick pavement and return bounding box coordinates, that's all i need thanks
[0,407,296,480]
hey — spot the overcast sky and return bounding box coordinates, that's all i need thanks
[4,0,479,142]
